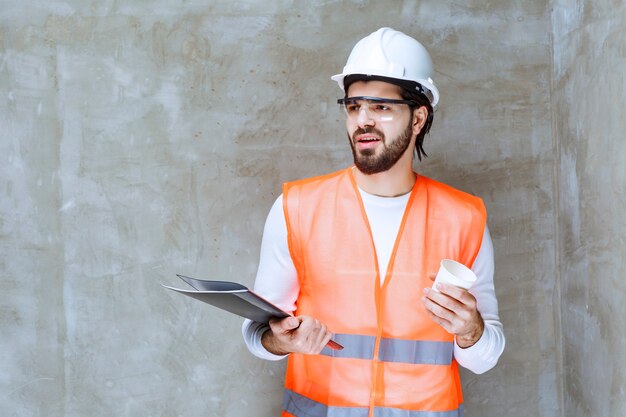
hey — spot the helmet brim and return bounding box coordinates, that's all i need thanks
[332,73,439,108]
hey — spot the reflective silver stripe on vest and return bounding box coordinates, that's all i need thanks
[320,334,453,365]
[284,390,463,417]
[320,333,376,359]
[379,338,454,365]
[374,403,464,417]
[283,389,369,417]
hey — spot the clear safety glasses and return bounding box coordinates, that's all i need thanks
[337,96,417,122]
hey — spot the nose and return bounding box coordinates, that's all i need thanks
[356,106,375,128]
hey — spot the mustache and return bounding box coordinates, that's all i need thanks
[351,127,385,141]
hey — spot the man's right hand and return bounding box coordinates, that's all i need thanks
[261,315,333,356]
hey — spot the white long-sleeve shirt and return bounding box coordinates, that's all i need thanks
[242,187,505,374]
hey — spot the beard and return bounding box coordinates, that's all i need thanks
[348,119,414,175]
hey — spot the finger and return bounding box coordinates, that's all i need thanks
[299,319,326,354]
[319,331,333,352]
[423,298,468,335]
[424,308,453,331]
[305,323,325,353]
[435,283,469,302]
[424,287,460,310]
[296,317,319,336]
[270,316,301,333]
[439,285,479,313]
[426,294,478,330]
[426,286,471,313]
[422,294,456,322]
[285,316,302,329]
[314,323,330,348]
[312,325,333,353]
[297,316,318,335]
[428,272,437,282]
[300,318,331,353]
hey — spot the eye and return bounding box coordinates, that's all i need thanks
[374,103,392,112]
[345,103,361,113]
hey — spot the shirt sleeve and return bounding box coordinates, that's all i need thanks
[241,194,297,360]
[453,226,506,374]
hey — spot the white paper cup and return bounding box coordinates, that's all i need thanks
[432,259,477,292]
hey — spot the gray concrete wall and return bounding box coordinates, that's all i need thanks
[552,0,626,416]
[0,1,570,416]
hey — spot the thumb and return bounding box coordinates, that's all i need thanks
[282,316,301,330]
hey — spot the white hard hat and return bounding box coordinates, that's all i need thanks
[331,27,439,107]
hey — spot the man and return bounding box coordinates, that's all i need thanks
[243,27,505,417]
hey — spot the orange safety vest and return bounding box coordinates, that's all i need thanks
[281,168,486,417]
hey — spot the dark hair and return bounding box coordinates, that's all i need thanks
[400,88,433,161]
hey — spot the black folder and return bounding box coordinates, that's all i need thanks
[162,274,343,350]
[162,274,289,323]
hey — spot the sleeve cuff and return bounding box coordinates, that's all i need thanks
[453,324,492,371]
[242,320,289,361]
[454,327,489,357]
[453,322,504,374]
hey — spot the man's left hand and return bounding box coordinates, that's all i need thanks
[421,283,484,348]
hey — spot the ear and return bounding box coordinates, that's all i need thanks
[412,106,428,137]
